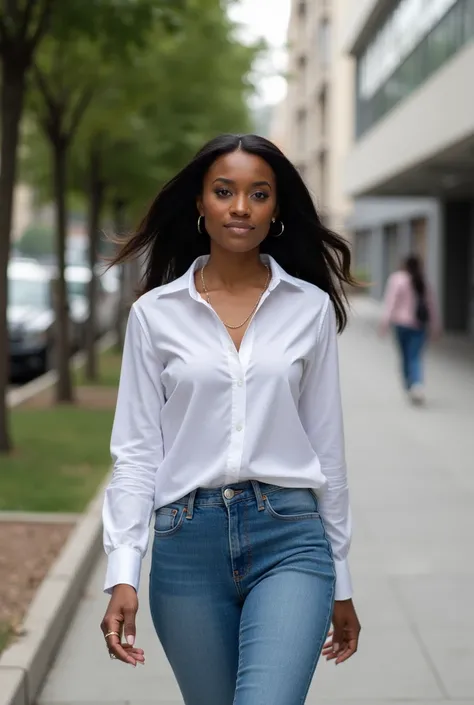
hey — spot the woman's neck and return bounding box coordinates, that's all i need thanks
[204,246,267,291]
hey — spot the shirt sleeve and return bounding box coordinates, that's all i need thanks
[102,304,165,594]
[299,297,353,601]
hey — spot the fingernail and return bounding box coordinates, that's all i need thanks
[333,643,340,653]
[127,635,135,646]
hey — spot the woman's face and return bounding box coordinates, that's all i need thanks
[197,150,278,254]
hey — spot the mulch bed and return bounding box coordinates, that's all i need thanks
[20,385,118,410]
[0,522,73,648]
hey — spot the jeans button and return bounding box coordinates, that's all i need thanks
[224,488,235,500]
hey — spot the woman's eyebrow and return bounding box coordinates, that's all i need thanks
[212,177,272,189]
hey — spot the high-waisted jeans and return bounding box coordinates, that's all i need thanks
[394,324,427,390]
[149,480,336,705]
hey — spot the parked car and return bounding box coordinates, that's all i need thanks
[65,265,119,347]
[7,259,86,379]
[7,260,55,379]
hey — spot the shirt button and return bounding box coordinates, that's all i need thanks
[237,379,243,387]
[236,424,243,432]
[224,488,235,499]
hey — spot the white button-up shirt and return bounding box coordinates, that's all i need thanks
[103,255,353,600]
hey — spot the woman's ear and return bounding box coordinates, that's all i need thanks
[196,197,203,216]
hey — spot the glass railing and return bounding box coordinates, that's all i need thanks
[356,0,474,138]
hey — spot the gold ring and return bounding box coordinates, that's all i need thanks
[104,630,120,640]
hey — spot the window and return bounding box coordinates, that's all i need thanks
[319,86,327,137]
[9,278,50,309]
[318,149,327,208]
[318,18,331,67]
[296,108,307,153]
[297,53,307,95]
[356,0,473,137]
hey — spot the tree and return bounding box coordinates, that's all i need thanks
[27,0,170,402]
[19,0,260,399]
[72,0,259,364]
[0,0,55,451]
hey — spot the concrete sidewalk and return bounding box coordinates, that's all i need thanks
[38,304,474,705]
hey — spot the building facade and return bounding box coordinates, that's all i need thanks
[283,0,355,235]
[344,0,474,335]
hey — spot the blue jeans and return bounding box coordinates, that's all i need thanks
[149,480,336,705]
[394,325,427,390]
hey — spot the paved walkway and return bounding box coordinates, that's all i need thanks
[38,300,474,705]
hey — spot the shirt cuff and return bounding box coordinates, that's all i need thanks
[334,558,353,601]
[103,546,142,594]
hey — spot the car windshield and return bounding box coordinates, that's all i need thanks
[67,280,88,299]
[9,277,50,308]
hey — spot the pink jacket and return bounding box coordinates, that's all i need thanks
[381,270,441,333]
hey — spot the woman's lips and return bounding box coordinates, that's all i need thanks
[225,224,254,236]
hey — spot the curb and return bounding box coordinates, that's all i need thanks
[0,473,111,705]
[2,333,116,705]
[0,512,80,524]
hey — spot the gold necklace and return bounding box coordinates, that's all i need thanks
[200,264,271,330]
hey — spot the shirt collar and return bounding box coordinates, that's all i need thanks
[155,254,303,301]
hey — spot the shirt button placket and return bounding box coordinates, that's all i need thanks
[227,346,246,482]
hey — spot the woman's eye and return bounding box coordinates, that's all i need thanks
[253,191,269,201]
[215,188,232,198]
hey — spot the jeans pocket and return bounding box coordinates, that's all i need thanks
[154,505,186,536]
[264,488,320,522]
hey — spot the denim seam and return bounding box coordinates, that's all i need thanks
[234,500,253,582]
[153,507,186,537]
[298,509,337,703]
[299,579,335,704]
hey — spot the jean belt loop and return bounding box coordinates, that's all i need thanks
[185,489,197,520]
[251,480,265,511]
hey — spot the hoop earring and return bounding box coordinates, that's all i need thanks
[197,215,205,235]
[271,217,285,238]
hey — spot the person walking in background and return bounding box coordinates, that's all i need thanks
[380,254,440,404]
[99,133,361,705]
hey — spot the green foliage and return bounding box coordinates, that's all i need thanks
[21,0,261,225]
[17,223,55,258]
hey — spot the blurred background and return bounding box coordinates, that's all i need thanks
[0,2,473,704]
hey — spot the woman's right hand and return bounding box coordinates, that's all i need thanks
[100,584,145,666]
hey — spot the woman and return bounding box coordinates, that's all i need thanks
[380,254,440,404]
[100,134,361,705]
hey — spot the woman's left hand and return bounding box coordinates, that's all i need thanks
[322,599,361,665]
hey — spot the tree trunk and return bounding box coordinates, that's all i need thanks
[52,139,74,403]
[85,144,104,381]
[113,197,127,349]
[0,65,26,453]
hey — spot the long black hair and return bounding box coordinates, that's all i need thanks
[404,254,426,298]
[110,133,356,331]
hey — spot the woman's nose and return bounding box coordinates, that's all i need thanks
[230,194,250,216]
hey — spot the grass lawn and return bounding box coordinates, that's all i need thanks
[74,346,123,387]
[0,345,121,513]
